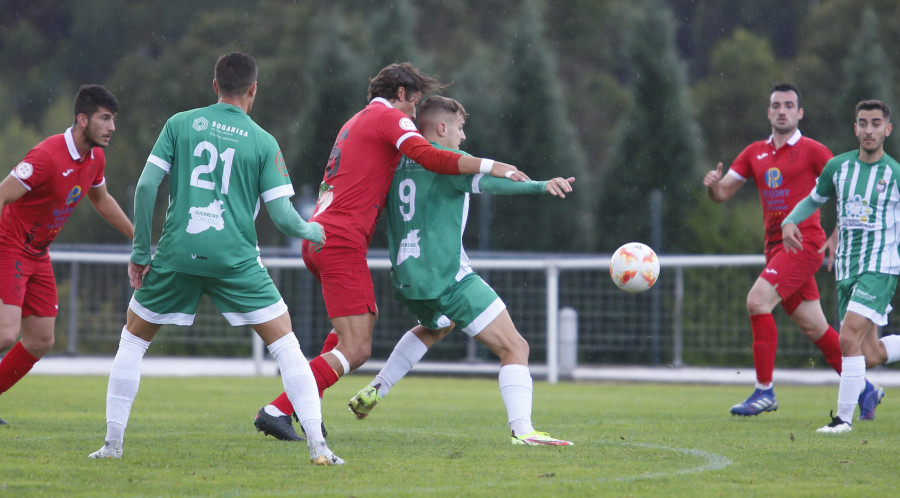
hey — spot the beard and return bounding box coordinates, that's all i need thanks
[84,122,109,148]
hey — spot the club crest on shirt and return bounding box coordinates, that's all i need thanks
[15,162,33,179]
[276,151,289,177]
[397,229,421,265]
[876,179,887,193]
[399,117,417,131]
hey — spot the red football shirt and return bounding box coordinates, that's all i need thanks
[0,127,106,257]
[310,98,461,249]
[728,129,833,254]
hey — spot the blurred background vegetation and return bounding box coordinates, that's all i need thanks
[1,0,897,255]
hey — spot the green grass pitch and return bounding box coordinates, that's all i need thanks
[1,373,896,496]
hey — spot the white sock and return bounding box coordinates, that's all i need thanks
[267,333,322,440]
[755,382,773,390]
[499,364,534,436]
[372,331,428,398]
[264,405,287,417]
[105,327,151,443]
[880,335,900,363]
[836,356,866,422]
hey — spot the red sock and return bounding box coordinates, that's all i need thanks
[270,391,294,415]
[269,352,342,416]
[815,326,843,373]
[0,341,39,395]
[750,313,777,385]
[309,355,340,398]
[320,332,338,354]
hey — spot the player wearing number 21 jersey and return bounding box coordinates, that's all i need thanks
[90,53,340,465]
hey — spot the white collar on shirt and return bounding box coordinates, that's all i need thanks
[766,128,802,146]
[371,97,393,108]
[64,126,94,161]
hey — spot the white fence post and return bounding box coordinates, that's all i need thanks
[558,307,578,379]
[546,264,559,384]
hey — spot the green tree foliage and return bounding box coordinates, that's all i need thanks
[835,7,894,152]
[4,0,899,254]
[488,0,593,251]
[601,0,704,253]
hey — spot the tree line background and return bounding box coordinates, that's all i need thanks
[1,0,897,255]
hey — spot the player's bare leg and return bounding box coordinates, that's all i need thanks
[0,307,55,421]
[475,310,572,446]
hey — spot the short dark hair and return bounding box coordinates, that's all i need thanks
[73,85,118,122]
[417,96,467,131]
[215,52,258,96]
[770,82,801,107]
[856,100,891,121]
[367,62,447,102]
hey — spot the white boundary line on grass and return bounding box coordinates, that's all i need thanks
[600,442,732,482]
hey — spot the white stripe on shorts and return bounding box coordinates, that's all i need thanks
[462,297,506,337]
[221,299,288,326]
[129,295,195,326]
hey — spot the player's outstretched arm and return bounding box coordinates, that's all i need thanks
[265,195,325,244]
[544,177,575,198]
[88,183,135,240]
[703,162,742,202]
[458,155,529,182]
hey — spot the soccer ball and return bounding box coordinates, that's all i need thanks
[609,242,660,293]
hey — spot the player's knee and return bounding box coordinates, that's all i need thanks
[22,333,54,357]
[346,343,372,370]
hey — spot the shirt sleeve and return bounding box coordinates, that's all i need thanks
[475,175,548,195]
[13,148,53,191]
[131,161,167,265]
[399,135,462,175]
[265,195,323,243]
[728,145,754,181]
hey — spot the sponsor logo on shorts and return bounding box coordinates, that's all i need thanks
[15,162,33,179]
[852,287,877,303]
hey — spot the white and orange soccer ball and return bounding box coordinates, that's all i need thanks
[609,242,660,293]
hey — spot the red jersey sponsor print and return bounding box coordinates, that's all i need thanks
[310,98,460,249]
[0,128,105,257]
[728,130,832,253]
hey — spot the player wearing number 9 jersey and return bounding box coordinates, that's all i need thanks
[90,53,343,465]
[254,63,531,442]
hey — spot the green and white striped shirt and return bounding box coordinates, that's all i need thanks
[811,150,900,280]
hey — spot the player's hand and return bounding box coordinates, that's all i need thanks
[702,162,723,187]
[128,261,150,289]
[545,177,575,198]
[492,162,530,182]
[819,229,838,271]
[782,223,803,253]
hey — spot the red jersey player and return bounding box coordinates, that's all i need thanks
[0,85,134,424]
[703,83,884,419]
[253,63,528,441]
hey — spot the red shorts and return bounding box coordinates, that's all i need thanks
[302,239,377,319]
[761,243,823,315]
[0,250,58,317]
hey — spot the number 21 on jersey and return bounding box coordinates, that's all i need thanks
[191,141,234,194]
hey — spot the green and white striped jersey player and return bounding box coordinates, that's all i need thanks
[782,99,900,434]
[348,96,575,446]
[89,53,341,465]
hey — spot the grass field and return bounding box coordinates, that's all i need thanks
[0,373,896,497]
